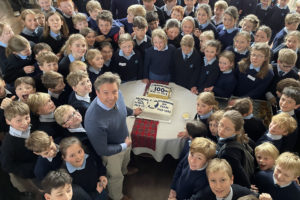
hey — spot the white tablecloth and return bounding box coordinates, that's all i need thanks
[120,80,198,162]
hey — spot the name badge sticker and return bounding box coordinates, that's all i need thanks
[119,62,127,67]
[247,74,256,81]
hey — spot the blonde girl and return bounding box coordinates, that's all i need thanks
[0,22,14,72]
[227,31,251,65]
[20,9,43,44]
[58,34,87,77]
[239,14,260,41]
[181,16,200,52]
[195,4,217,38]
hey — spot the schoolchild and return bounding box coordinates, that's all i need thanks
[72,13,88,33]
[0,22,14,73]
[197,39,221,93]
[80,27,97,49]
[143,28,176,82]
[3,35,35,85]
[255,0,273,26]
[275,78,300,99]
[99,42,114,73]
[161,0,177,20]
[37,0,57,15]
[231,98,266,142]
[207,110,224,142]
[169,137,216,200]
[86,0,102,32]
[142,0,166,26]
[211,0,227,27]
[57,0,76,34]
[256,112,297,152]
[227,0,257,18]
[173,34,201,90]
[25,130,62,180]
[164,18,181,48]
[183,0,197,17]
[69,61,88,73]
[239,14,260,42]
[216,6,239,50]
[20,9,43,44]
[254,152,300,200]
[234,43,274,100]
[272,12,300,50]
[254,142,279,171]
[111,33,143,82]
[146,11,160,32]
[60,137,108,200]
[210,50,237,98]
[199,30,214,57]
[254,25,272,45]
[39,11,69,54]
[14,76,36,103]
[41,71,69,107]
[179,16,200,51]
[58,34,87,77]
[170,5,185,22]
[66,71,92,119]
[34,9,46,27]
[195,4,217,38]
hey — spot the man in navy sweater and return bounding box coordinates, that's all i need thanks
[84,72,142,200]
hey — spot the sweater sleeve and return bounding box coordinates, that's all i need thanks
[203,62,220,88]
[170,155,186,190]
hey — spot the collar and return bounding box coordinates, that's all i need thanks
[104,59,111,67]
[9,126,31,138]
[119,49,135,60]
[223,69,232,74]
[42,6,56,13]
[17,53,28,60]
[204,57,216,66]
[154,45,168,51]
[223,26,236,34]
[216,187,233,200]
[66,154,89,173]
[143,5,157,12]
[50,30,61,40]
[162,5,172,16]
[280,109,295,116]
[266,131,283,140]
[88,66,102,74]
[284,27,289,33]
[277,64,287,76]
[39,112,56,122]
[211,15,223,25]
[184,6,195,15]
[199,110,213,119]
[68,54,85,63]
[260,4,269,10]
[277,4,288,9]
[68,123,86,133]
[198,21,209,29]
[48,90,61,99]
[244,113,253,119]
[195,161,208,171]
[273,175,293,188]
[182,49,193,59]
[46,144,59,162]
[75,93,90,103]
[22,27,39,37]
[0,88,12,98]
[134,35,148,46]
[0,41,7,48]
[234,48,248,55]
[97,97,115,111]
[249,64,261,72]
[219,134,237,141]
[62,11,75,18]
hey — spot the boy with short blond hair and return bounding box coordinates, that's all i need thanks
[211,0,228,26]
[66,71,92,118]
[254,142,279,171]
[86,0,102,31]
[1,101,39,195]
[255,152,300,200]
[25,130,62,180]
[72,13,88,33]
[192,158,256,199]
[169,137,216,200]
[69,60,87,73]
[256,112,297,152]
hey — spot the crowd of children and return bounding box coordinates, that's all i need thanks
[1,0,300,200]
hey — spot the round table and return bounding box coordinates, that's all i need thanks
[120,80,198,162]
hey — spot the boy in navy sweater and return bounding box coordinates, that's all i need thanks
[25,130,63,181]
[255,0,273,26]
[142,0,166,27]
[255,152,300,200]
[86,0,102,32]
[169,137,216,200]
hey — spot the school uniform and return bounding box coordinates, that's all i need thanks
[111,0,139,19]
[116,18,133,34]
[272,44,300,70]
[39,31,67,54]
[41,6,57,15]
[3,54,35,85]
[143,44,176,81]
[68,91,90,120]
[234,64,274,100]
[197,57,220,92]
[255,169,300,200]
[33,73,47,93]
[170,154,208,200]
[244,114,266,142]
[37,112,65,139]
[58,54,85,77]
[20,27,43,44]
[280,110,299,153]
[148,5,166,27]
[183,6,196,17]
[272,27,288,50]
[73,0,88,13]
[88,66,104,100]
[1,126,37,178]
[160,4,172,20]
[194,111,216,142]
[98,25,120,51]
[217,25,239,50]
[225,46,249,67]
[0,89,14,135]
[49,89,70,107]
[211,15,223,27]
[111,49,143,81]
[168,37,181,48]
[195,20,218,38]
[0,42,8,73]
[59,11,77,34]
[213,70,237,98]
[256,131,283,152]
[217,135,251,188]
[87,16,98,32]
[133,35,152,59]
[178,33,200,51]
[255,3,274,26]
[172,48,201,89]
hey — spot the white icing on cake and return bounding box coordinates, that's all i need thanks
[133,96,174,121]
[147,83,171,99]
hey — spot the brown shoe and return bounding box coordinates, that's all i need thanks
[121,195,131,200]
[126,167,139,176]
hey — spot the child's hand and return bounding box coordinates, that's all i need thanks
[204,86,213,92]
[0,96,15,109]
[251,184,259,193]
[190,87,198,94]
[119,27,125,35]
[99,176,108,188]
[23,65,35,74]
[168,189,176,198]
[194,29,201,38]
[177,131,188,138]
[142,78,149,84]
[96,181,104,193]
[95,35,106,42]
[259,193,272,200]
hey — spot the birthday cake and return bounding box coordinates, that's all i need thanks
[147,83,171,99]
[133,96,174,121]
